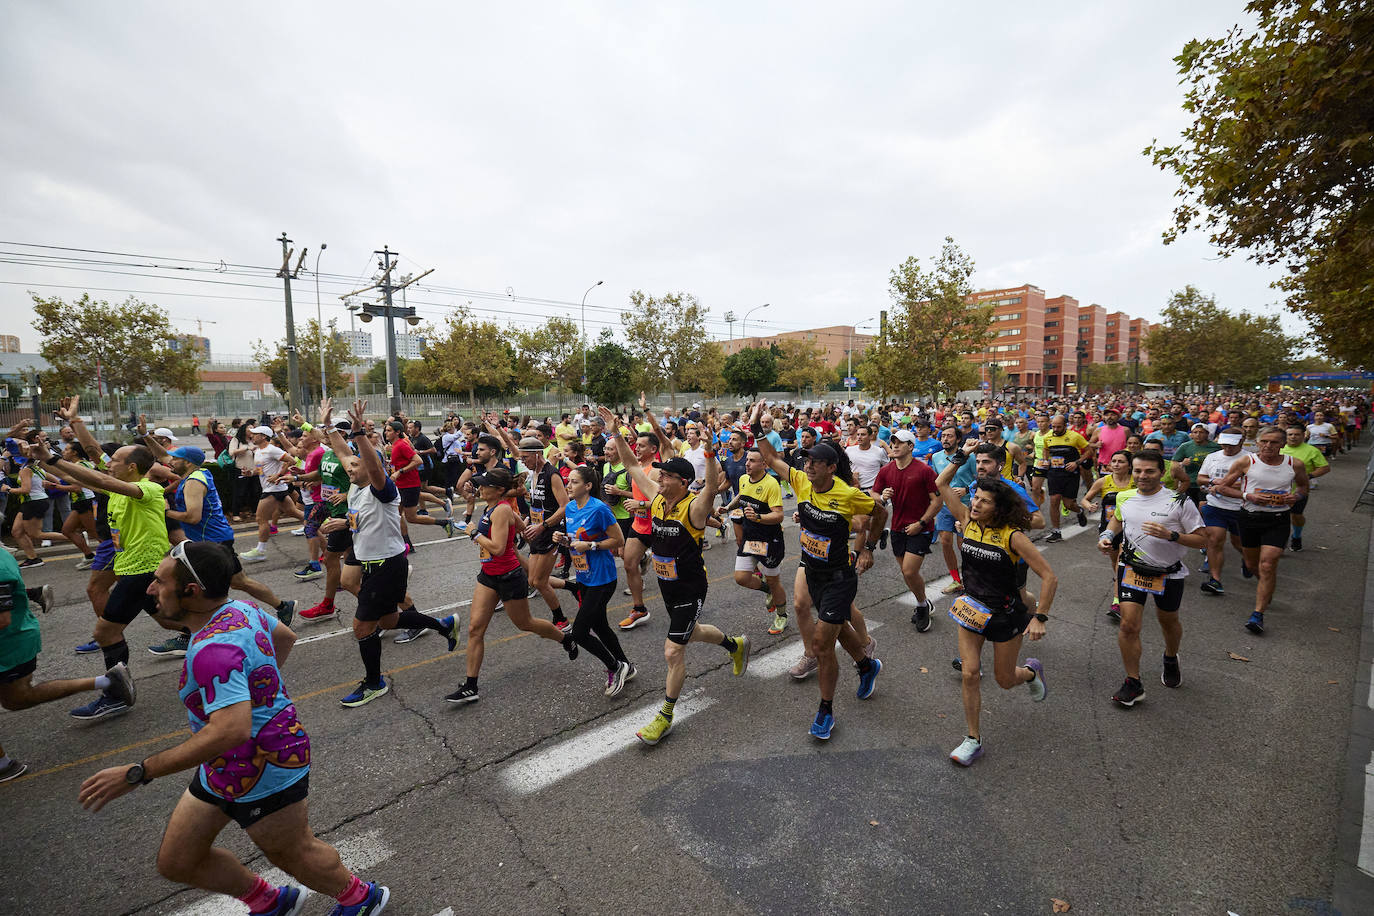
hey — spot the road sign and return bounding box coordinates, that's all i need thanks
[980,381,990,389]
[844,377,857,388]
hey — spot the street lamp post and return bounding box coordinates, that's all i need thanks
[580,280,602,397]
[314,243,327,401]
[741,303,770,342]
[345,301,362,401]
[847,318,877,381]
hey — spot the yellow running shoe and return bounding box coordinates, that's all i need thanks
[636,712,673,746]
[730,634,752,675]
[768,613,787,636]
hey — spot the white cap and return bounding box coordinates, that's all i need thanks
[892,429,916,443]
[249,425,274,437]
[1218,432,1242,445]
[153,427,177,441]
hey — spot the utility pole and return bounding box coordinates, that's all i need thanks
[724,311,736,344]
[276,232,307,413]
[339,248,433,418]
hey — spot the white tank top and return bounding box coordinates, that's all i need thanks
[1241,453,1295,513]
[347,481,406,560]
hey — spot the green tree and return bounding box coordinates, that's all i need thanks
[405,308,514,405]
[252,318,353,401]
[775,339,834,397]
[512,316,585,394]
[1077,362,1131,393]
[620,291,713,407]
[722,346,778,398]
[684,341,727,399]
[1143,286,1299,388]
[858,238,989,399]
[1145,0,1374,367]
[585,329,636,407]
[31,293,204,398]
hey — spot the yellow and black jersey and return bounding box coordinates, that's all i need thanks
[651,492,706,588]
[788,467,876,569]
[1041,431,1088,475]
[1099,474,1134,508]
[959,521,1023,612]
[736,473,783,543]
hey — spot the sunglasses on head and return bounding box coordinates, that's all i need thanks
[170,541,206,592]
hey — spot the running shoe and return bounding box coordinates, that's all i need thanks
[251,885,309,916]
[619,608,650,630]
[444,496,454,518]
[74,556,95,570]
[0,758,29,783]
[17,557,44,569]
[443,519,456,538]
[1290,536,1303,552]
[949,736,983,766]
[326,882,389,916]
[148,634,189,657]
[445,685,479,705]
[299,599,336,621]
[729,634,751,675]
[636,712,673,746]
[339,679,389,708]
[941,580,965,596]
[562,632,579,660]
[1161,654,1182,688]
[39,539,51,548]
[1245,611,1265,635]
[1025,658,1047,701]
[768,612,787,635]
[1076,508,1088,527]
[1200,554,1210,574]
[856,657,882,700]
[277,600,296,626]
[878,529,889,550]
[74,640,100,654]
[34,584,55,614]
[554,618,571,632]
[293,562,323,581]
[1044,531,1063,544]
[911,601,932,632]
[291,527,306,536]
[239,546,267,563]
[441,615,459,652]
[70,693,130,721]
[625,663,638,683]
[789,654,818,680]
[809,709,835,740]
[702,539,712,551]
[1111,677,1145,707]
[393,628,427,645]
[1107,601,1121,621]
[1200,578,1224,596]
[105,662,136,708]
[1241,563,1254,579]
[606,660,631,698]
[952,656,963,671]
[269,525,278,534]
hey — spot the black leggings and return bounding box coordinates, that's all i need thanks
[570,581,628,670]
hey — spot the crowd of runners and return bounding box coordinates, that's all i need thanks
[0,385,1368,915]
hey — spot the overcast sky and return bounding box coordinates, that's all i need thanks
[1,1,1303,362]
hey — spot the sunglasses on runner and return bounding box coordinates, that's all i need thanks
[170,540,207,593]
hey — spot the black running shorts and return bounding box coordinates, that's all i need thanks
[354,553,409,621]
[102,572,159,625]
[1239,510,1290,550]
[477,567,530,601]
[804,565,858,625]
[189,772,309,829]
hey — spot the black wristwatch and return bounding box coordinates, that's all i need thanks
[125,760,152,786]
[1169,531,1180,542]
[1033,613,1049,623]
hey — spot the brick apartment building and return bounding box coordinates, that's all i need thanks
[962,287,1152,395]
[721,325,876,369]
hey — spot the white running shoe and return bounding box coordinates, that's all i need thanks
[239,546,268,563]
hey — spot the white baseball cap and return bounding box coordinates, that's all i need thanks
[152,427,177,442]
[249,425,274,437]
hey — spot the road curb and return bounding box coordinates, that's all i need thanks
[1334,469,1374,914]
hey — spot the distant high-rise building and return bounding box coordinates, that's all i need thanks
[395,332,426,360]
[345,329,373,357]
[0,335,21,353]
[168,334,211,360]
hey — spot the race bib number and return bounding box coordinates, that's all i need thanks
[633,505,649,519]
[346,510,360,533]
[652,555,678,581]
[743,539,768,557]
[571,552,590,573]
[1050,456,1066,469]
[530,507,544,525]
[948,595,993,633]
[321,484,338,500]
[1121,566,1164,594]
[479,545,491,561]
[1255,487,1288,503]
[799,529,831,560]
[729,509,744,522]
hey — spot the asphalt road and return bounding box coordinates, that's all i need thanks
[3,452,1370,916]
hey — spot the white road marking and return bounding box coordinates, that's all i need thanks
[167,828,394,916]
[293,599,472,645]
[1360,751,1374,877]
[747,622,885,678]
[500,691,718,795]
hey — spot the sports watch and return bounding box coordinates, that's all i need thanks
[125,761,152,786]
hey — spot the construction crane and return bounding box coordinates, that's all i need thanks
[170,317,219,335]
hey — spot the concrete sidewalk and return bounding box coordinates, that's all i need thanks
[1336,482,1374,914]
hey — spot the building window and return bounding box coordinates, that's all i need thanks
[1045,348,1058,356]
[993,312,1022,322]
[990,344,1020,353]
[1046,335,1058,341]
[984,296,1023,307]
[996,328,1019,337]
[1106,320,1116,327]
[1046,321,1058,328]
[1047,306,1058,314]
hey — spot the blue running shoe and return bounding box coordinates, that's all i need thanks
[340,679,390,708]
[1245,612,1264,635]
[327,882,390,915]
[252,885,310,916]
[809,709,835,740]
[70,693,131,721]
[442,614,459,652]
[856,657,882,700]
[74,640,100,654]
